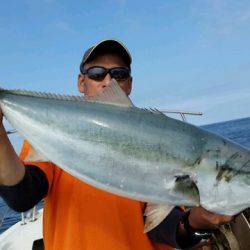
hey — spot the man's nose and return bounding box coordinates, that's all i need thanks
[102,73,112,87]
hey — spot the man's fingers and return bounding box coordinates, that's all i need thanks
[220,215,234,224]
[189,206,235,230]
[200,208,234,223]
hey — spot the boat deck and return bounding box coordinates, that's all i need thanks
[0,209,42,250]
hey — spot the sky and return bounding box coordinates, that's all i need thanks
[1,0,250,126]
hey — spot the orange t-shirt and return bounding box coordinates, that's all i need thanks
[20,140,171,250]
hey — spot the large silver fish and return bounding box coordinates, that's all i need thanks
[1,80,250,221]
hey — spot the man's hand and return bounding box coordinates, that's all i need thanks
[188,206,234,230]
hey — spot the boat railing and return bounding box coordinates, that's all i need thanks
[21,206,38,225]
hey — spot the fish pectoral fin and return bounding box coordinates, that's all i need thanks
[144,174,200,233]
[24,144,48,162]
[173,174,200,204]
[144,203,174,233]
[84,79,134,107]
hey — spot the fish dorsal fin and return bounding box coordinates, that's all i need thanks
[0,87,86,102]
[0,80,134,107]
[144,108,165,115]
[84,79,134,107]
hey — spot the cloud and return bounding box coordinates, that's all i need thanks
[191,0,250,36]
[152,83,249,110]
[110,0,127,6]
[0,19,4,32]
[171,89,249,111]
[24,0,55,7]
[55,21,76,34]
[139,82,250,125]
[42,0,55,3]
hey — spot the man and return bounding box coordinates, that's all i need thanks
[0,39,233,249]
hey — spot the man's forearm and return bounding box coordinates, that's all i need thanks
[0,123,25,185]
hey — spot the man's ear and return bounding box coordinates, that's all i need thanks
[78,74,86,93]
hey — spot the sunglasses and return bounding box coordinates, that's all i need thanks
[81,66,131,81]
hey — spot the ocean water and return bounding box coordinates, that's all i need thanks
[203,117,250,149]
[0,117,250,234]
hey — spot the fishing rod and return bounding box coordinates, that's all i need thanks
[159,109,203,122]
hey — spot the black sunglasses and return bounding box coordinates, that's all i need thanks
[81,66,131,81]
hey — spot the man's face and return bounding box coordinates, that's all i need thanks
[78,53,132,97]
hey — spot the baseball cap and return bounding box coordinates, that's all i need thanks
[80,39,132,72]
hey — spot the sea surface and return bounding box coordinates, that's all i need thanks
[0,117,250,234]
